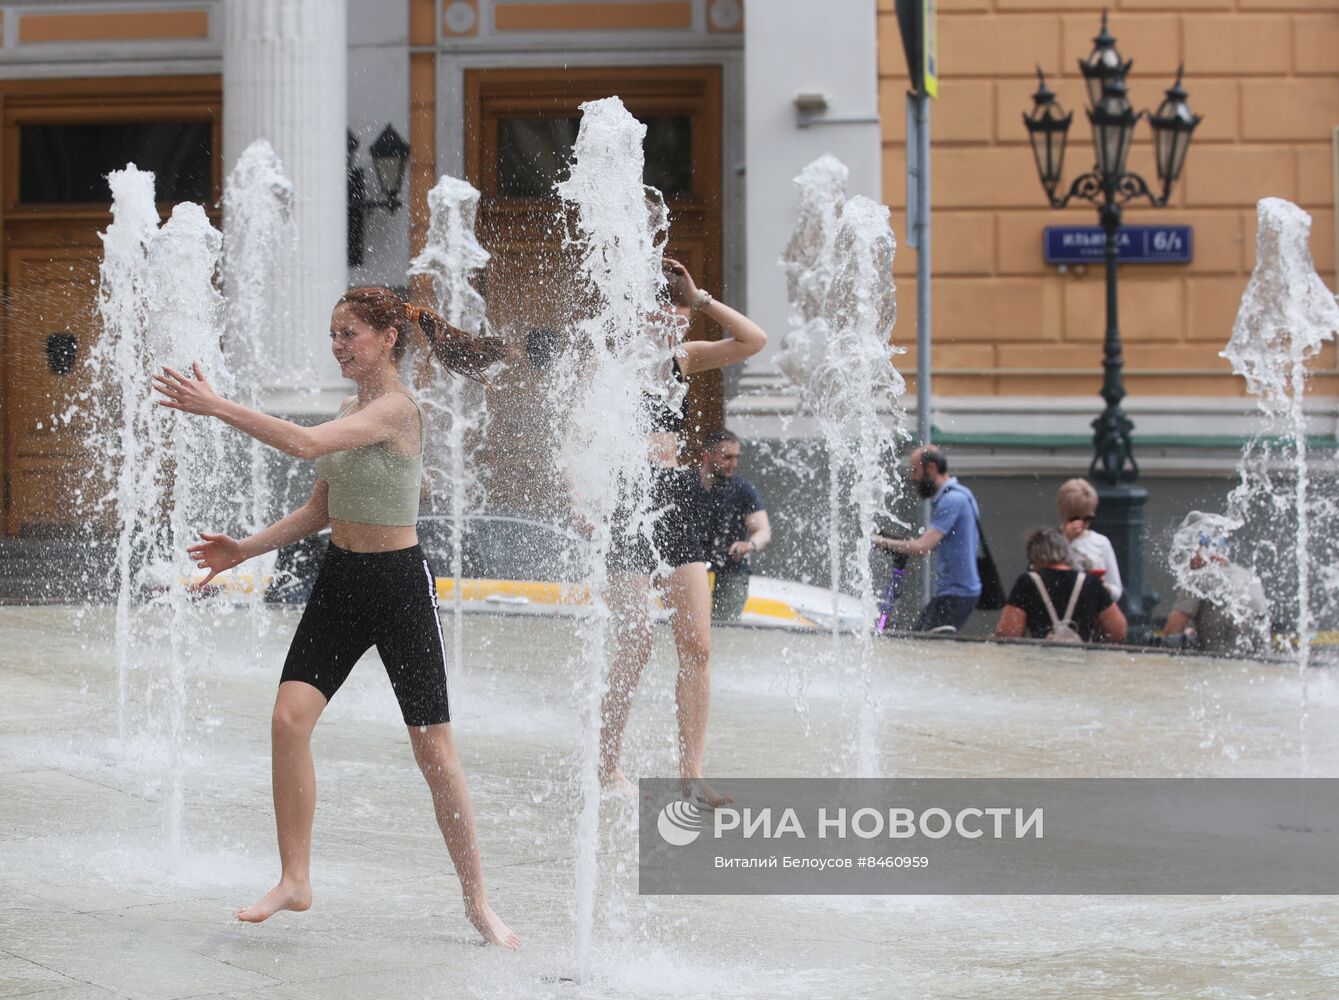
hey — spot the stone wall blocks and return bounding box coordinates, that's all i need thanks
[1241,79,1339,141]
[1186,276,1250,342]
[938,15,1063,77]
[1183,16,1292,75]
[1297,144,1336,204]
[1183,146,1296,207]
[1293,14,1339,73]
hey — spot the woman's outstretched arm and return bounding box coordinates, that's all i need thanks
[154,363,415,459]
[189,480,330,588]
[680,297,768,374]
[662,258,767,375]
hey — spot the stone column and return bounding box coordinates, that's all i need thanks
[224,0,346,398]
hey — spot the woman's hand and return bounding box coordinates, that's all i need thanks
[186,531,246,589]
[153,362,224,417]
[662,256,698,308]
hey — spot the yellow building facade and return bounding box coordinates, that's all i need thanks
[876,0,1339,401]
[0,0,1334,540]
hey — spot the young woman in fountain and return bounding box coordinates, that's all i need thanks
[151,287,519,948]
[599,257,767,809]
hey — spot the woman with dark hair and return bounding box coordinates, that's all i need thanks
[599,258,766,808]
[994,527,1127,644]
[152,286,519,948]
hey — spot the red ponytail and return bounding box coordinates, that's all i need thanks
[336,286,510,381]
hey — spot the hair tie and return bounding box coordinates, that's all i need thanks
[405,304,421,324]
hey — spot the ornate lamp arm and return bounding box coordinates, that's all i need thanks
[1113,172,1173,208]
[1046,170,1172,211]
[1045,171,1104,210]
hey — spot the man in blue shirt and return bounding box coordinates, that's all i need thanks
[874,445,981,632]
[697,429,771,620]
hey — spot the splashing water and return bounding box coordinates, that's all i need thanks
[409,175,494,675]
[553,96,679,981]
[92,167,160,745]
[1219,197,1339,767]
[778,157,906,776]
[778,155,848,391]
[148,203,235,856]
[222,140,293,573]
[89,171,239,859]
[1166,511,1269,654]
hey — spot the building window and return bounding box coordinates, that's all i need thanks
[19,122,213,204]
[495,114,693,199]
[642,116,693,198]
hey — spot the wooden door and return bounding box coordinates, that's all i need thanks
[0,77,220,536]
[3,236,103,534]
[462,66,723,517]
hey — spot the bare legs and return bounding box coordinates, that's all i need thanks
[236,680,325,922]
[409,724,520,950]
[600,563,729,804]
[238,683,519,948]
[599,571,654,793]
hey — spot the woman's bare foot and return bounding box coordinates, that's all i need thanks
[599,768,638,800]
[683,778,733,810]
[466,900,521,949]
[235,878,312,923]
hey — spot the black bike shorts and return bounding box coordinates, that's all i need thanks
[607,466,707,575]
[280,543,451,726]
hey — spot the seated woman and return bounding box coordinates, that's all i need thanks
[1056,478,1123,602]
[994,527,1128,644]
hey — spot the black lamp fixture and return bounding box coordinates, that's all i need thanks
[1077,12,1131,110]
[347,123,411,267]
[1023,69,1073,205]
[1089,77,1137,180]
[1149,68,1200,191]
[1021,10,1201,634]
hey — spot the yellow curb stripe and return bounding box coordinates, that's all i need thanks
[187,573,819,627]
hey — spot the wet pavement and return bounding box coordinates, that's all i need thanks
[3,605,1338,999]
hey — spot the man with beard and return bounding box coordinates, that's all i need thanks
[874,445,982,633]
[697,429,770,620]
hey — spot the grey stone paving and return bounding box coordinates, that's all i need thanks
[3,605,1339,998]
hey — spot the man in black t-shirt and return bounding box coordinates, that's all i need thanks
[697,429,771,620]
[994,527,1128,643]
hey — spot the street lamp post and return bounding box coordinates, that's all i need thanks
[1022,12,1201,633]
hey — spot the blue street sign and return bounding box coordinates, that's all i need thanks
[1044,225,1194,265]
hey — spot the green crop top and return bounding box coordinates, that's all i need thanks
[314,396,425,527]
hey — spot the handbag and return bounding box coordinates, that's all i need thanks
[945,483,1005,611]
[975,520,1006,610]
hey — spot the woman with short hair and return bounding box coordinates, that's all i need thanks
[994,527,1127,643]
[1055,478,1123,602]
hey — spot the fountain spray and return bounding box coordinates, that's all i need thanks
[778,156,906,776]
[93,167,161,746]
[553,96,677,981]
[91,168,239,859]
[1220,197,1339,764]
[222,139,294,601]
[145,202,234,858]
[409,175,494,675]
